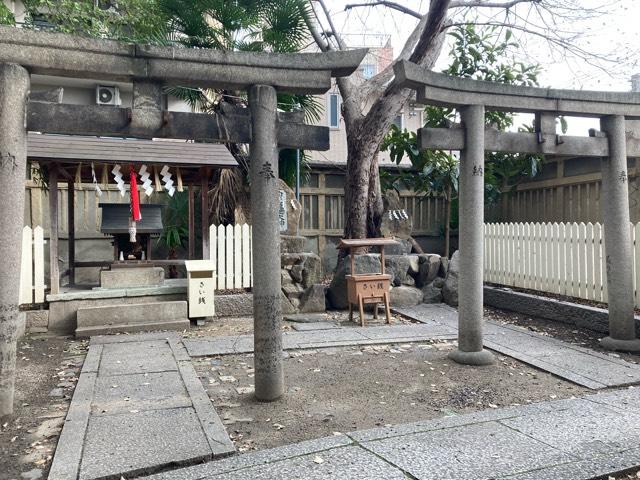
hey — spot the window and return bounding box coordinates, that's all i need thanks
[393,113,404,130]
[328,93,340,128]
[361,64,376,79]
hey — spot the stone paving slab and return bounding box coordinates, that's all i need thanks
[136,389,640,480]
[291,321,340,331]
[184,322,457,357]
[396,303,640,389]
[49,336,234,480]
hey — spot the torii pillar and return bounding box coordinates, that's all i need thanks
[600,115,640,351]
[449,104,495,366]
[0,63,30,415]
[249,85,284,400]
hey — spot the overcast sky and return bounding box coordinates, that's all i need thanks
[321,1,640,134]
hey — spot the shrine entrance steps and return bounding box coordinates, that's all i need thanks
[75,301,190,337]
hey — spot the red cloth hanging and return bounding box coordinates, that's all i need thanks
[130,165,142,221]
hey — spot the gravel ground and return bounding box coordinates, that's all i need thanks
[0,334,87,480]
[195,339,588,453]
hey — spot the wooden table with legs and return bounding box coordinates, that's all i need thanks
[337,238,399,326]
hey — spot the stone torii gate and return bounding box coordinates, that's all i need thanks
[0,26,366,414]
[395,60,640,364]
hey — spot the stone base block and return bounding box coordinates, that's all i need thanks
[600,336,640,352]
[100,267,165,289]
[448,349,495,366]
[76,301,188,337]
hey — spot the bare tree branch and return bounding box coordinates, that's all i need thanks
[316,0,347,50]
[449,0,539,8]
[344,1,421,19]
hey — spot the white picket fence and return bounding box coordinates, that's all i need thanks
[19,225,46,305]
[209,224,253,290]
[483,222,640,306]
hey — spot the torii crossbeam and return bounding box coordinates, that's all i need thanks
[0,25,366,414]
[395,60,640,363]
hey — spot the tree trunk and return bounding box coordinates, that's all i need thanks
[367,155,384,237]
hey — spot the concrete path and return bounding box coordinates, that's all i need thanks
[138,387,640,480]
[184,309,458,357]
[49,333,234,480]
[397,304,640,389]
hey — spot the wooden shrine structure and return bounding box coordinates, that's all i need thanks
[338,238,397,326]
[395,60,640,362]
[0,25,366,413]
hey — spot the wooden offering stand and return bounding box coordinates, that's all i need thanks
[337,238,398,327]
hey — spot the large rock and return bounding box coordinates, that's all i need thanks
[422,283,443,304]
[384,238,412,255]
[385,255,419,287]
[280,235,305,254]
[389,286,423,307]
[301,254,322,289]
[442,250,459,307]
[416,254,441,287]
[327,254,381,309]
[299,284,327,313]
[380,189,412,239]
[281,291,297,314]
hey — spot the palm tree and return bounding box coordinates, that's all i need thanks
[157,0,321,225]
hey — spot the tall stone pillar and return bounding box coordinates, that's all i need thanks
[600,115,640,351]
[249,85,284,400]
[0,63,30,415]
[449,104,495,366]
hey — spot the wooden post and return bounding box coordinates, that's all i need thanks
[49,164,60,294]
[188,185,195,260]
[201,168,210,259]
[67,180,75,287]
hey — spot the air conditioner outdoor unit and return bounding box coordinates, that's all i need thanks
[96,85,120,106]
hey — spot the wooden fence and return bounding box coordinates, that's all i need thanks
[19,225,46,305]
[483,222,640,306]
[209,224,252,290]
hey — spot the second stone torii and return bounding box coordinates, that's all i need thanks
[395,59,640,362]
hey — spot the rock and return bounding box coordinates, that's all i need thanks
[432,277,445,289]
[290,298,301,309]
[442,250,459,307]
[281,291,297,314]
[300,254,322,289]
[290,265,304,283]
[283,283,304,299]
[281,270,294,285]
[20,469,43,480]
[280,235,305,254]
[284,313,328,323]
[439,257,449,277]
[384,238,412,255]
[389,286,423,307]
[48,388,64,398]
[422,283,443,304]
[327,254,381,309]
[32,417,64,439]
[380,190,412,239]
[385,255,419,287]
[417,254,441,287]
[299,284,327,313]
[281,253,304,267]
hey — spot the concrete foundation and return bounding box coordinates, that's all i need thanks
[450,104,494,366]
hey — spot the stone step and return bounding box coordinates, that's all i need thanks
[75,319,189,337]
[76,301,189,337]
